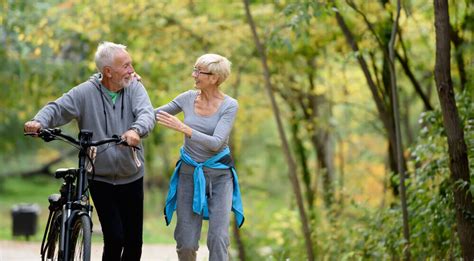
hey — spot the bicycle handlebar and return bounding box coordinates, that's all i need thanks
[24,128,140,150]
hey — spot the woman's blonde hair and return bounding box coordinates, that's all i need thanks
[195,54,231,85]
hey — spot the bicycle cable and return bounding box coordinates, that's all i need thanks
[82,152,96,197]
[56,137,81,151]
[82,142,126,196]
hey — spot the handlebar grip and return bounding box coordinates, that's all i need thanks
[26,129,140,150]
[24,128,56,141]
[116,139,141,151]
[38,128,62,142]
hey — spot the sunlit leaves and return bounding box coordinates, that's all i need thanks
[1,0,472,258]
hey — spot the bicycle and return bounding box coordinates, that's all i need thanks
[25,128,137,261]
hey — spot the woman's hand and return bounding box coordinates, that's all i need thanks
[132,72,142,81]
[156,111,192,137]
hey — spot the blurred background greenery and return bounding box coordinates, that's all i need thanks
[0,0,472,260]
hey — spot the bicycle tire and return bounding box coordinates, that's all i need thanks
[69,214,92,261]
[44,212,61,261]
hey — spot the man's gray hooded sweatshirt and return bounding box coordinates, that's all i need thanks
[33,73,155,185]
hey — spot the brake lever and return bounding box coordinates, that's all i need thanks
[38,129,56,142]
[113,135,141,151]
[119,140,141,151]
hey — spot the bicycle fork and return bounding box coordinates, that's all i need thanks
[59,204,69,259]
[60,204,93,260]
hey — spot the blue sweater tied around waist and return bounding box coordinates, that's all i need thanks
[164,147,245,228]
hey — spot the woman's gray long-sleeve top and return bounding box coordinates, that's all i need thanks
[155,90,238,163]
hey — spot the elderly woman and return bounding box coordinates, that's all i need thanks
[155,54,244,261]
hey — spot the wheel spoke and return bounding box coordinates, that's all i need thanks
[69,215,91,261]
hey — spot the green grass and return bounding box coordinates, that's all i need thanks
[0,173,284,258]
[0,167,293,260]
[0,175,195,244]
[0,175,61,241]
[142,187,176,244]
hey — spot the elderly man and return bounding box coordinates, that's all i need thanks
[24,41,155,260]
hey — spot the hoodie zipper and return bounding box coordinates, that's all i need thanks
[99,83,120,184]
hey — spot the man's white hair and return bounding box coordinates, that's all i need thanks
[195,54,231,85]
[94,41,128,73]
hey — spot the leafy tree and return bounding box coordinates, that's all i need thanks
[434,0,473,258]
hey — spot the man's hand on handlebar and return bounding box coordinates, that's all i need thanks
[121,129,140,147]
[25,127,140,151]
[24,121,42,135]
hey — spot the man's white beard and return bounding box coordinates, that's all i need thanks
[120,77,132,88]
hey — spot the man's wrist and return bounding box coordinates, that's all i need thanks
[129,127,141,136]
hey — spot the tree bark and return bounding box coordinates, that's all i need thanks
[306,58,335,209]
[290,96,314,210]
[387,0,411,259]
[291,72,335,210]
[395,51,433,111]
[346,0,433,112]
[337,136,345,209]
[229,68,246,261]
[333,2,407,196]
[275,79,319,213]
[434,0,474,259]
[243,1,315,259]
[449,25,467,90]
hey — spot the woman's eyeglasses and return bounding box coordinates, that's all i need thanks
[192,68,213,76]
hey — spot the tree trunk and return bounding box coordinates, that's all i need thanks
[434,0,474,259]
[310,132,334,208]
[243,1,315,259]
[346,0,433,111]
[306,58,335,209]
[289,102,314,210]
[448,25,467,90]
[333,2,407,196]
[229,68,246,261]
[402,95,414,146]
[395,51,433,111]
[337,137,345,209]
[387,0,411,259]
[275,86,316,211]
[232,221,246,261]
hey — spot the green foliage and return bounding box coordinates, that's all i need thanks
[1,0,472,259]
[242,89,471,260]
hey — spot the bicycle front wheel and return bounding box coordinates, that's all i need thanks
[44,212,61,261]
[69,215,92,261]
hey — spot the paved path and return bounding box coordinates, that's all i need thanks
[0,240,209,261]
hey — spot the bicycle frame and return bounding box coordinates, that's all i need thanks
[59,130,91,259]
[27,128,136,260]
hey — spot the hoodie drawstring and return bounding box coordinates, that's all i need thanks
[97,86,108,135]
[121,88,124,119]
[95,76,127,135]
